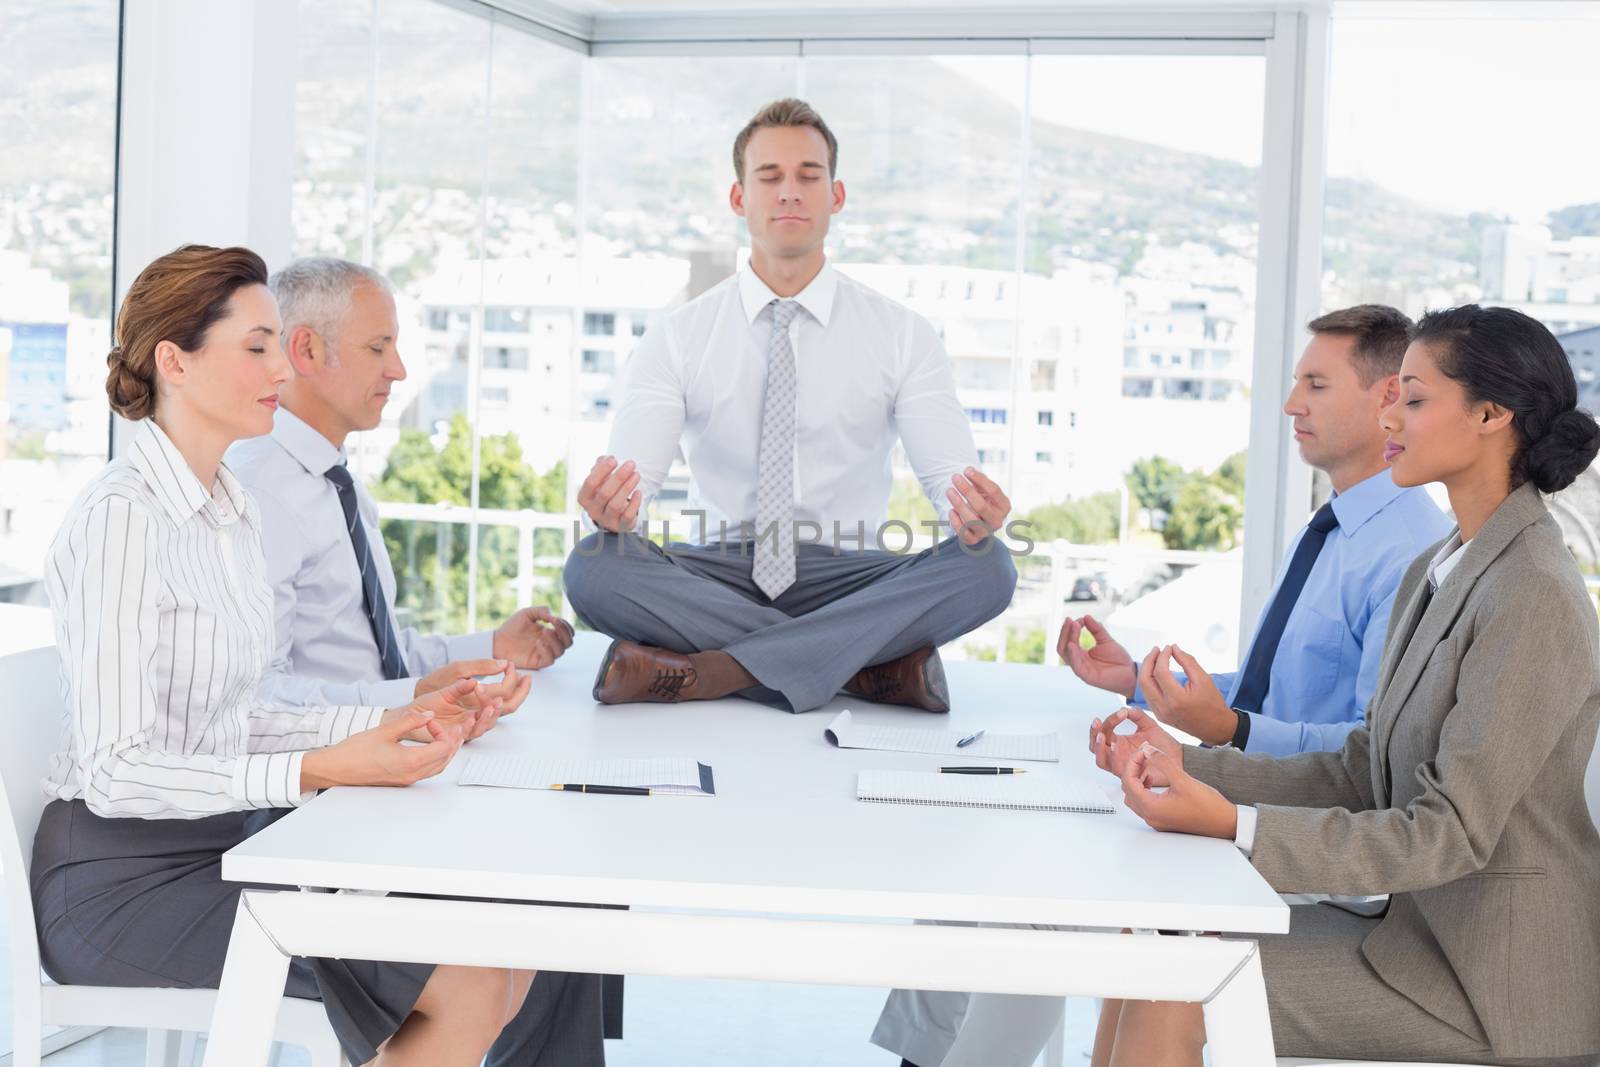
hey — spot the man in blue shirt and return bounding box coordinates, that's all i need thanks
[1056,303,1451,757]
[872,305,1453,1067]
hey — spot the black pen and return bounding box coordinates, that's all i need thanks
[939,767,1025,775]
[550,783,652,795]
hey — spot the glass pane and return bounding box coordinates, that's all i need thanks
[805,55,1024,271]
[291,0,373,261]
[358,0,490,632]
[587,56,799,264]
[1324,12,1600,586]
[582,56,799,530]
[0,1,119,616]
[801,56,1029,656]
[1325,14,1600,332]
[472,22,583,620]
[1015,54,1266,665]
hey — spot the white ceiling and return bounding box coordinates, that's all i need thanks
[519,1,1596,24]
[554,0,1300,11]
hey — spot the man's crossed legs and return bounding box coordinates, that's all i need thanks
[563,533,1018,713]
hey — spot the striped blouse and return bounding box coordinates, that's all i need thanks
[42,420,388,819]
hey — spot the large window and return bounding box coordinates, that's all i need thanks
[288,9,1274,660]
[0,2,120,612]
[1324,10,1600,334]
[1012,53,1264,665]
[1322,8,1600,577]
[294,1,583,634]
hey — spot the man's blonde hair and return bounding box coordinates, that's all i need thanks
[732,98,838,181]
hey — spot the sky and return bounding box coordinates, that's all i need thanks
[1324,15,1600,220]
[938,10,1600,223]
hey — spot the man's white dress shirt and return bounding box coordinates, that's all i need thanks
[228,407,493,710]
[43,420,386,818]
[607,262,978,549]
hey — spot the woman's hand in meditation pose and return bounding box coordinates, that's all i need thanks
[1088,705,1180,784]
[1119,743,1238,840]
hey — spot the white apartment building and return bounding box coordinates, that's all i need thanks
[1482,223,1600,335]
[1118,274,1254,473]
[409,256,691,475]
[0,251,113,603]
[836,260,1125,511]
[1560,325,1600,413]
[402,250,1252,518]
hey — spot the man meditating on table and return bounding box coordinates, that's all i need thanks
[562,98,1018,713]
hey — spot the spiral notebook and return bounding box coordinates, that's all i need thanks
[856,770,1114,814]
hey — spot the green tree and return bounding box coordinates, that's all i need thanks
[1125,455,1190,515]
[1017,491,1122,544]
[1005,626,1046,665]
[1163,475,1243,551]
[375,414,563,511]
[372,415,568,632]
[1215,451,1247,497]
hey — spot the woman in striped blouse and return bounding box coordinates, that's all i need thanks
[32,245,531,1066]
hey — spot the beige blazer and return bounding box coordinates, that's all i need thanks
[1187,482,1600,1059]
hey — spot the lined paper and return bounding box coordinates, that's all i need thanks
[459,755,715,796]
[824,709,1060,762]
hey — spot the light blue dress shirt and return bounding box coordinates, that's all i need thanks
[227,407,495,709]
[1135,468,1452,756]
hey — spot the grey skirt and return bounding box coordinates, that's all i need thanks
[31,799,433,1065]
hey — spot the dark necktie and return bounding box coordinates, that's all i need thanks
[1230,501,1340,714]
[324,462,408,681]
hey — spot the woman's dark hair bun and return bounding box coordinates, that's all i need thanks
[1523,407,1600,494]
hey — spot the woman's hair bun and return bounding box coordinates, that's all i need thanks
[1523,407,1600,494]
[105,343,156,421]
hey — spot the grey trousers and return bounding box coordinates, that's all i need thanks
[883,908,1599,1067]
[31,800,605,1067]
[563,534,1019,712]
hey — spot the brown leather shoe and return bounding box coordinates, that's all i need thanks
[592,640,702,704]
[843,646,950,713]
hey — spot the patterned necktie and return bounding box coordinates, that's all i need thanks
[1230,501,1340,714]
[324,462,408,681]
[752,298,801,600]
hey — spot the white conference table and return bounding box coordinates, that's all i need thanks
[204,632,1288,1066]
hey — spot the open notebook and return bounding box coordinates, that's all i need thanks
[856,770,1114,814]
[458,755,716,796]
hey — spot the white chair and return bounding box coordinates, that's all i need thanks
[0,645,347,1067]
[1276,729,1600,1067]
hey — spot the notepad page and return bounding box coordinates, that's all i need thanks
[824,709,1060,762]
[856,770,1113,814]
[459,755,713,795]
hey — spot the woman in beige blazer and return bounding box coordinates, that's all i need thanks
[1083,305,1600,1066]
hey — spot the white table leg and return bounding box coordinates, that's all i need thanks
[1202,942,1275,1067]
[201,893,292,1067]
[1041,1004,1066,1067]
[144,1028,183,1067]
